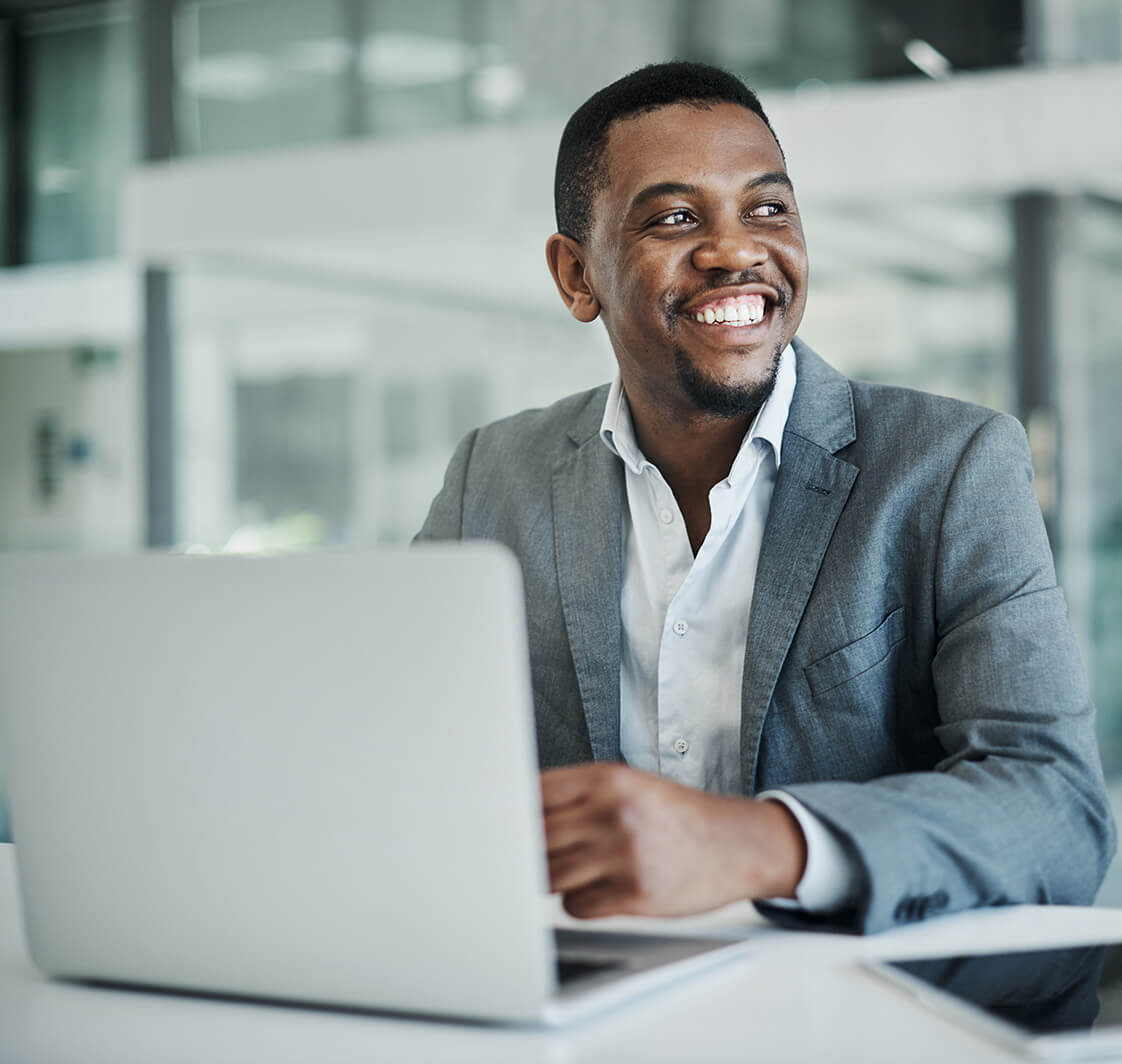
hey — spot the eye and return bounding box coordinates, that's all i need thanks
[748,202,786,218]
[653,208,696,227]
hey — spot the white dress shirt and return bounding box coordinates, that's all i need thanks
[599,346,855,912]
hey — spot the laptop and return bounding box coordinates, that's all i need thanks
[0,544,751,1025]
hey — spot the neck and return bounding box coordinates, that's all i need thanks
[626,395,759,555]
[630,404,754,498]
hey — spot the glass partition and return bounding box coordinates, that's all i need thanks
[0,19,10,264]
[799,196,1014,411]
[171,263,616,551]
[176,0,350,154]
[173,0,1031,157]
[1072,0,1122,62]
[1074,195,1122,774]
[22,2,136,263]
[361,0,473,135]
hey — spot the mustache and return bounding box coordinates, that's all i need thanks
[669,271,789,317]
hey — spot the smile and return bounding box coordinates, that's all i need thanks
[689,293,766,326]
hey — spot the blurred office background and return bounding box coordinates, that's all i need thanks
[0,0,1120,876]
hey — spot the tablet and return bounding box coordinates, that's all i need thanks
[866,942,1122,1060]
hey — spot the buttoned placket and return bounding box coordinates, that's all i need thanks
[645,445,767,787]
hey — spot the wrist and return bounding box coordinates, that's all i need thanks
[745,797,808,900]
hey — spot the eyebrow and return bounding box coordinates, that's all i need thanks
[628,182,701,213]
[747,171,795,195]
[628,172,795,214]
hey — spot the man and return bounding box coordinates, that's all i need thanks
[417,61,1115,933]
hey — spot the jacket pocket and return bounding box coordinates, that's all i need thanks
[804,606,906,697]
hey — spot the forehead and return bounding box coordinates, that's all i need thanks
[598,101,787,212]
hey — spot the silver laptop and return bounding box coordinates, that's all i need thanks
[0,544,750,1025]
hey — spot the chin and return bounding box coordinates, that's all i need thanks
[673,346,782,420]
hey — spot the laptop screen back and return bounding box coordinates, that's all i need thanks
[0,545,556,1022]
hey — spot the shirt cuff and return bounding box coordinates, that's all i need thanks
[756,789,858,913]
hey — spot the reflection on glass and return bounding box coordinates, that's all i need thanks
[690,0,861,90]
[172,264,615,551]
[1071,1,1122,64]
[23,3,136,262]
[0,21,9,260]
[799,196,1013,412]
[362,0,469,135]
[1080,196,1122,774]
[235,375,353,545]
[173,0,1031,158]
[176,0,348,154]
[887,944,1109,1035]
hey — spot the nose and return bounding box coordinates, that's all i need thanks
[690,217,768,274]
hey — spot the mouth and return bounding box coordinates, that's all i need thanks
[679,287,781,332]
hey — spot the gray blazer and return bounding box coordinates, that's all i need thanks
[417,339,1115,933]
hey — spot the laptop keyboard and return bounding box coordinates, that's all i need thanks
[555,956,627,985]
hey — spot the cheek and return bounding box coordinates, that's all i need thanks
[779,241,809,292]
[608,264,665,319]
[784,230,809,269]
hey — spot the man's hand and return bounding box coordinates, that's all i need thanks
[541,763,807,919]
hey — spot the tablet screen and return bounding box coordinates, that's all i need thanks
[887,942,1122,1035]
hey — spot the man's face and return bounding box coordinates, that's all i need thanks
[573,101,808,421]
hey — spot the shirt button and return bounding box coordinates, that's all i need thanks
[672,619,689,636]
[674,737,690,755]
[659,508,674,524]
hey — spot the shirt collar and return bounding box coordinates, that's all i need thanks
[599,344,797,480]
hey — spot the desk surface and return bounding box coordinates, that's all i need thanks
[4,843,1122,1064]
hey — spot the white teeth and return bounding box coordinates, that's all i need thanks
[693,297,767,325]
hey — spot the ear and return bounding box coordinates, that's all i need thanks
[545,234,601,323]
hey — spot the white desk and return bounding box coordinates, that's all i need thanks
[3,842,1122,1064]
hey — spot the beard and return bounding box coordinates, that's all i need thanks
[672,342,783,420]
[665,269,791,420]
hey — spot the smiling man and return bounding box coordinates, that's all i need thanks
[417,62,1115,932]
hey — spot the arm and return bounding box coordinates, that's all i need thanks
[762,412,1116,932]
[413,430,478,543]
[541,763,807,917]
[542,414,1114,932]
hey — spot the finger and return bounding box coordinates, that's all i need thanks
[541,761,638,811]
[548,842,606,896]
[543,801,600,855]
[562,879,628,920]
[540,764,600,811]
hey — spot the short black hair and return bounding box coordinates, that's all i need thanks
[554,61,781,244]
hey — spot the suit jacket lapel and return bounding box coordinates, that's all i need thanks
[740,340,859,793]
[552,392,625,763]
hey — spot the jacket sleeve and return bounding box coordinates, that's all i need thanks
[759,412,1116,934]
[413,430,478,543]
